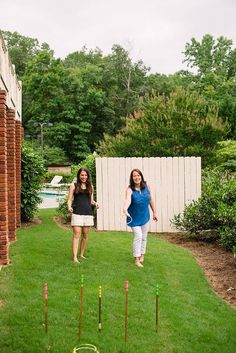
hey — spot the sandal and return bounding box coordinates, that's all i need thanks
[135,260,143,268]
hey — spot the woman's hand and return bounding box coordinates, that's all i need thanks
[153,213,158,222]
[68,206,73,213]
[123,209,130,217]
[95,202,99,209]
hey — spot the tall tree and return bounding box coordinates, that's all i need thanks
[183,34,236,138]
[23,50,67,125]
[1,30,51,78]
[98,88,228,167]
[63,46,103,68]
[101,45,149,132]
[183,34,236,79]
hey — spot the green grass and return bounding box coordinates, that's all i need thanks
[0,209,236,353]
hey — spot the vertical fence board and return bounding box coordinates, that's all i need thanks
[178,157,185,216]
[148,157,157,233]
[160,158,168,232]
[119,158,126,231]
[155,158,162,233]
[196,157,201,198]
[96,158,103,230]
[172,158,180,231]
[101,158,109,230]
[107,158,115,230]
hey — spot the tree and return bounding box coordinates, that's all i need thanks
[183,34,236,79]
[23,50,67,125]
[98,88,228,167]
[63,45,150,137]
[43,145,70,167]
[63,46,103,68]
[101,45,149,133]
[1,30,52,78]
[145,70,194,97]
[183,34,236,138]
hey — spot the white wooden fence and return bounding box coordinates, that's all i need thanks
[96,157,201,233]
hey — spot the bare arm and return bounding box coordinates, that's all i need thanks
[123,187,132,216]
[67,183,75,213]
[90,186,99,209]
[148,185,158,221]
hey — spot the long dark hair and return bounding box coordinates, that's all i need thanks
[75,168,93,194]
[129,169,146,190]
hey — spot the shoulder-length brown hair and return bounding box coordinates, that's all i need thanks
[75,168,93,194]
[129,169,146,190]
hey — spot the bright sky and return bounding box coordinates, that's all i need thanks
[1,0,236,74]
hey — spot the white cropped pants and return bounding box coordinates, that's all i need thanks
[131,222,149,258]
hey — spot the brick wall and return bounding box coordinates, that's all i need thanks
[0,90,22,265]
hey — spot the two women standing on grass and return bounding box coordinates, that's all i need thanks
[123,169,158,268]
[67,167,157,268]
[67,168,99,263]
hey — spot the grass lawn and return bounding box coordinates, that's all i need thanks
[0,209,236,353]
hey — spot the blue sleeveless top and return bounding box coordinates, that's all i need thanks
[127,186,150,227]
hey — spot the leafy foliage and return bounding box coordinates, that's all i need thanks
[172,169,236,251]
[43,171,72,184]
[57,196,71,224]
[98,88,228,166]
[1,30,52,78]
[21,142,45,221]
[71,153,97,183]
[4,29,236,167]
[183,34,236,138]
[215,140,236,171]
[43,145,70,167]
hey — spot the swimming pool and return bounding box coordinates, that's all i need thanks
[40,192,65,198]
[39,192,67,208]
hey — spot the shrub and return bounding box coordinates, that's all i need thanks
[43,145,70,167]
[57,195,71,223]
[21,142,45,221]
[172,169,236,251]
[71,154,96,182]
[44,171,73,184]
[215,140,236,172]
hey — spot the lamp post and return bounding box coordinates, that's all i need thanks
[32,122,53,152]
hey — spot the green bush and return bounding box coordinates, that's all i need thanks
[172,169,236,251]
[71,153,96,181]
[215,140,236,172]
[43,145,70,167]
[57,195,71,223]
[21,142,45,221]
[44,171,73,184]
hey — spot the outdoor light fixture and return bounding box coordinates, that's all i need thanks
[32,122,53,151]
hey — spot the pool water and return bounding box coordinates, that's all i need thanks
[41,192,65,198]
[39,192,66,208]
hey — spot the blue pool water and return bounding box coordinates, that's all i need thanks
[39,192,66,208]
[40,193,65,198]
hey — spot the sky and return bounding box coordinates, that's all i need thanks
[1,0,236,74]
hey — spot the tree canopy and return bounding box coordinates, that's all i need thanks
[2,29,235,166]
[98,88,228,166]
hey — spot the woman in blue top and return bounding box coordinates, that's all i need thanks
[123,169,158,268]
